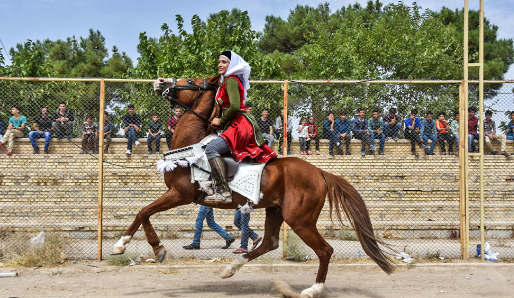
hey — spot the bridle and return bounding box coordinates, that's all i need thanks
[159,78,216,123]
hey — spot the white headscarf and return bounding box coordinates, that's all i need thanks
[219,51,251,101]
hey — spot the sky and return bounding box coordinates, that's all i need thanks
[1,0,514,79]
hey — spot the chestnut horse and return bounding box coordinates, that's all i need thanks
[113,75,394,297]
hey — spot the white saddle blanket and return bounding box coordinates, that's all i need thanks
[157,134,266,204]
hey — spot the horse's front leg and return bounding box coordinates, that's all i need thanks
[112,188,191,261]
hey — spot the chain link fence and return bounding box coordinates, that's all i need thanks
[0,78,513,264]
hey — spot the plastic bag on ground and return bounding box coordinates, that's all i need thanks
[30,232,46,248]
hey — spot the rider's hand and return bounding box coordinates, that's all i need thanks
[211,118,223,130]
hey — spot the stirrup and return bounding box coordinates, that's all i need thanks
[205,191,232,203]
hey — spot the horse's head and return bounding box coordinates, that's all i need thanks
[155,76,221,112]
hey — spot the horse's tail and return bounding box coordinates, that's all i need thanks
[321,170,395,274]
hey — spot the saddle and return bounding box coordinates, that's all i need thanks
[157,134,266,204]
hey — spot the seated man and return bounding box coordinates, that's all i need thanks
[404,109,422,156]
[147,112,162,155]
[449,111,460,154]
[383,107,402,141]
[334,111,351,155]
[122,104,141,155]
[29,107,53,154]
[368,109,385,155]
[468,107,480,152]
[421,111,437,155]
[257,108,274,147]
[323,112,340,156]
[274,108,292,154]
[483,110,509,156]
[436,112,454,155]
[52,102,74,140]
[0,105,27,155]
[97,111,114,154]
[352,108,374,155]
[506,111,514,142]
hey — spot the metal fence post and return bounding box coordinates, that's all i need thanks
[282,80,289,259]
[97,78,105,261]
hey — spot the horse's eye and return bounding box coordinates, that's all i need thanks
[187,79,193,85]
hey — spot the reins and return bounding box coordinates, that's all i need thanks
[159,78,216,123]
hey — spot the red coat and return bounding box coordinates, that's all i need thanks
[217,76,277,163]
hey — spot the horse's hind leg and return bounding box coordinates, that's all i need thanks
[289,225,333,298]
[221,206,284,278]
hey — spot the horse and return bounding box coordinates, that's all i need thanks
[112,75,394,297]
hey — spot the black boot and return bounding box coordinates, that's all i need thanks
[205,157,232,203]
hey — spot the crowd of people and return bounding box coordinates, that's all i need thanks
[1,103,513,157]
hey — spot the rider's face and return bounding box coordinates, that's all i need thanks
[218,57,230,75]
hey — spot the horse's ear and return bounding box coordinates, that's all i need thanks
[207,75,221,87]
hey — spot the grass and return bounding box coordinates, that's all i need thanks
[259,254,276,272]
[105,252,140,266]
[285,232,309,262]
[1,232,68,267]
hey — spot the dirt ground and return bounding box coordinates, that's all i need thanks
[1,261,513,298]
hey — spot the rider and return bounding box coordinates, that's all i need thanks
[206,50,277,203]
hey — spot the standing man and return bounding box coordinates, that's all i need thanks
[483,110,509,156]
[183,206,235,250]
[383,107,401,141]
[165,107,182,151]
[352,108,374,156]
[29,107,53,154]
[0,105,27,155]
[323,112,340,156]
[122,104,141,155]
[52,102,74,140]
[421,111,437,155]
[274,108,292,154]
[334,111,351,155]
[368,109,385,155]
[257,108,274,147]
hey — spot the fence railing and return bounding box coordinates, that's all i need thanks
[0,77,513,263]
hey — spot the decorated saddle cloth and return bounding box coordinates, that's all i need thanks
[156,134,266,204]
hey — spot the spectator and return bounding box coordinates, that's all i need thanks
[436,112,454,155]
[421,111,437,155]
[52,102,74,140]
[483,110,509,156]
[305,116,320,155]
[383,107,402,141]
[81,114,98,154]
[368,109,385,155]
[122,104,141,155]
[449,111,460,154]
[147,112,162,155]
[352,108,374,156]
[274,108,292,154]
[0,105,27,155]
[0,117,4,140]
[257,108,274,147]
[334,111,351,155]
[166,107,181,151]
[246,102,253,114]
[183,206,235,250]
[404,109,422,156]
[506,111,514,142]
[323,111,340,156]
[29,107,53,154]
[233,209,262,254]
[468,107,479,152]
[97,111,114,154]
[298,117,308,155]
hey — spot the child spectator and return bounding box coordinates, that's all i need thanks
[506,111,514,142]
[305,116,320,155]
[468,107,479,152]
[81,114,98,154]
[352,108,374,156]
[383,107,402,141]
[97,111,114,154]
[29,107,53,154]
[147,112,162,155]
[334,111,351,155]
[257,108,274,147]
[483,110,509,156]
[298,117,308,155]
[274,108,292,154]
[323,111,340,156]
[368,109,385,155]
[421,111,437,155]
[436,112,454,155]
[0,105,27,155]
[404,109,422,156]
[449,111,460,154]
[166,107,181,151]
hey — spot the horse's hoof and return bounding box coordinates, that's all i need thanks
[112,246,126,255]
[220,269,235,279]
[156,249,167,263]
